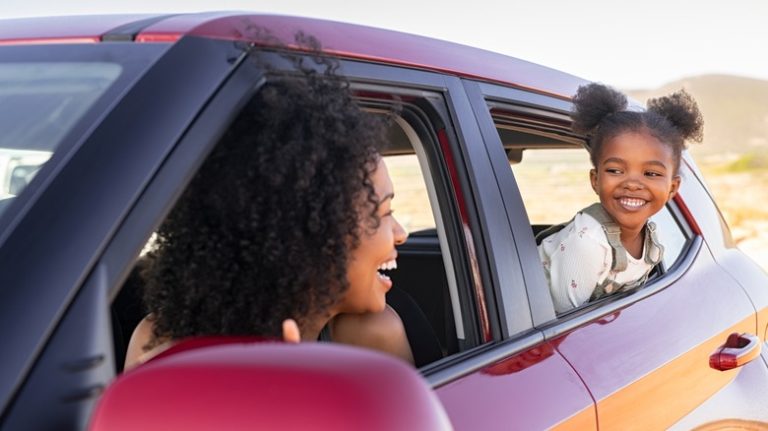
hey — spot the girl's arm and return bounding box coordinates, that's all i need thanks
[543,232,612,314]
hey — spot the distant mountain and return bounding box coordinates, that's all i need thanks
[626,75,768,156]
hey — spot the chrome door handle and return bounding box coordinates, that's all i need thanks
[709,333,761,371]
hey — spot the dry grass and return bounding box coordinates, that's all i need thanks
[698,161,768,272]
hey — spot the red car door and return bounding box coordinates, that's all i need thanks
[552,167,764,429]
[435,339,596,430]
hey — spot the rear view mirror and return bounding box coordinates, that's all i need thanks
[89,337,452,430]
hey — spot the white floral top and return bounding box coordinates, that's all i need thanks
[538,212,655,314]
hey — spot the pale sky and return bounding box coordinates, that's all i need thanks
[2,0,767,89]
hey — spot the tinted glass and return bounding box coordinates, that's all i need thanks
[0,62,122,215]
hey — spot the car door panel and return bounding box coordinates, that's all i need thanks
[554,239,758,429]
[435,341,596,430]
[668,348,768,429]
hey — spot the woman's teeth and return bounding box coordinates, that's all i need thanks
[378,260,397,271]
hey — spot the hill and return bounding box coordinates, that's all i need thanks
[626,75,768,156]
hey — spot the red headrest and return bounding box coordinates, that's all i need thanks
[89,338,452,431]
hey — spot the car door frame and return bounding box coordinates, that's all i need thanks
[0,36,248,429]
[469,79,765,429]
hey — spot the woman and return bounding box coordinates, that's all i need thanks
[125,41,413,369]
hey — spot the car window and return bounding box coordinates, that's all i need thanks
[113,81,475,373]
[649,206,687,270]
[510,147,593,226]
[511,145,689,269]
[378,113,466,365]
[0,62,122,216]
[493,110,692,313]
[385,154,435,232]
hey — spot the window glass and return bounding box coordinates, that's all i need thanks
[384,154,435,233]
[650,209,686,269]
[510,147,594,225]
[0,62,122,215]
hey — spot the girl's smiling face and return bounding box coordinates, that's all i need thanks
[339,158,408,315]
[590,131,681,234]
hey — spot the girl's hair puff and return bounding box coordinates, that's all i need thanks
[571,83,704,173]
[571,83,628,135]
[647,90,704,144]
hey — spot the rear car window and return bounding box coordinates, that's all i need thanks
[0,62,122,216]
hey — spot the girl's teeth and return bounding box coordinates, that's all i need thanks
[620,198,645,208]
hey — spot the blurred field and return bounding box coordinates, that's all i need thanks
[697,154,768,273]
[386,150,768,274]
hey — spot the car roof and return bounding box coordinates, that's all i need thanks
[0,12,588,100]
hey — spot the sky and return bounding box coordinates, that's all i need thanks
[2,0,767,89]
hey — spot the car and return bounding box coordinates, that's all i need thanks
[1,12,767,431]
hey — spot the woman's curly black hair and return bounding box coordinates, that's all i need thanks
[142,35,388,342]
[571,83,704,173]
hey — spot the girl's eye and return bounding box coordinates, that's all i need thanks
[645,171,663,177]
[605,168,622,174]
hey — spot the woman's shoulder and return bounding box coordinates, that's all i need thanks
[124,315,174,371]
[330,306,414,365]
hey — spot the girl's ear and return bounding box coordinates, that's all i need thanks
[589,169,598,194]
[282,319,301,343]
[668,175,682,200]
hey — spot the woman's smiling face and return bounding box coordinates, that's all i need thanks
[590,131,681,234]
[339,158,408,315]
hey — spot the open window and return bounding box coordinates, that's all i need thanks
[110,71,484,374]
[360,96,469,366]
[491,104,693,315]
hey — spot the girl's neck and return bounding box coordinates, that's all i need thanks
[621,226,646,259]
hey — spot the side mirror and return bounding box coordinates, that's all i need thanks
[89,337,452,430]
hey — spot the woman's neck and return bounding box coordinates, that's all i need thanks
[300,314,334,342]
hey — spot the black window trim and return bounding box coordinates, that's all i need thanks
[474,80,702,338]
[96,54,518,383]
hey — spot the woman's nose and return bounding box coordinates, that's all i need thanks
[393,217,408,245]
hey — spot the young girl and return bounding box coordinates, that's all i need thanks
[539,83,703,314]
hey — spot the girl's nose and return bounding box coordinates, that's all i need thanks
[393,217,408,245]
[623,175,644,190]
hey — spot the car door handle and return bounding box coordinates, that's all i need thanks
[709,333,761,371]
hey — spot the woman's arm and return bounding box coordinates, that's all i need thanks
[124,315,156,371]
[329,306,415,365]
